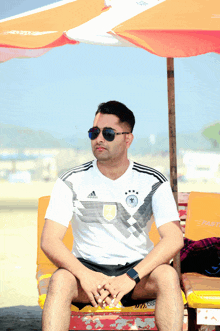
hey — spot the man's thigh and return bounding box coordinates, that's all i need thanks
[131,275,157,302]
[131,264,180,301]
[49,268,90,304]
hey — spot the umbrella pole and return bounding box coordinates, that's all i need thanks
[167,57,181,279]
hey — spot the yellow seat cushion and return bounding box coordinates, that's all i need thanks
[182,273,220,309]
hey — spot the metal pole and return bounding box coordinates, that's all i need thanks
[167,57,181,279]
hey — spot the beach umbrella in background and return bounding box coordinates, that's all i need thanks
[2,0,219,60]
[0,0,161,62]
[0,0,104,62]
[1,0,220,275]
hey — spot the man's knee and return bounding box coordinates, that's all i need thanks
[48,268,77,297]
[150,264,180,292]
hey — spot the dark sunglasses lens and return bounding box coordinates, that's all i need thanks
[103,128,115,142]
[88,128,99,140]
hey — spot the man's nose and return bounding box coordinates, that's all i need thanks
[96,130,105,142]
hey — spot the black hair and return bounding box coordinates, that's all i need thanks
[95,101,135,132]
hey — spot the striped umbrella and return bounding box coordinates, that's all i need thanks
[1,0,220,276]
[0,0,103,62]
[112,0,220,57]
[0,0,152,62]
[2,0,219,61]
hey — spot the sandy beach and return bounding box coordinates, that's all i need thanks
[0,182,54,331]
[0,180,220,330]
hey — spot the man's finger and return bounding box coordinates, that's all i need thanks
[97,288,115,308]
[99,296,111,308]
[98,289,110,304]
[97,278,111,291]
[88,293,98,307]
[105,296,112,307]
[94,292,100,301]
[104,283,118,297]
[103,283,110,291]
[110,292,123,308]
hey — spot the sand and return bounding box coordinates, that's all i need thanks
[0,306,42,331]
[0,180,219,330]
[0,181,55,330]
[0,208,42,330]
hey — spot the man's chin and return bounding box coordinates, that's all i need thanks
[93,151,109,161]
[95,155,109,162]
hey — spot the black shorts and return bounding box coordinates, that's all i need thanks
[72,257,149,309]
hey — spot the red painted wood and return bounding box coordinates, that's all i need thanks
[69,312,158,330]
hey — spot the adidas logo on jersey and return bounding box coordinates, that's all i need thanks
[87,191,98,198]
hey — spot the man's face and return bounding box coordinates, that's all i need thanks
[91,113,133,163]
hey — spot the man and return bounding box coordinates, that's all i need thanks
[41,101,184,331]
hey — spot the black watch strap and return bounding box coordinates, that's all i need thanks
[126,268,140,284]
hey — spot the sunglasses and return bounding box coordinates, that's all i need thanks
[88,127,130,142]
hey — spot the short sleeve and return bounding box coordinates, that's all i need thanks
[45,178,73,228]
[152,181,180,228]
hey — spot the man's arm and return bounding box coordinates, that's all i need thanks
[100,220,184,306]
[41,219,111,307]
[41,219,86,279]
[131,220,183,278]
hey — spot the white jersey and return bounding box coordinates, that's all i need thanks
[45,160,179,265]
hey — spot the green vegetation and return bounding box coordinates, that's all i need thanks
[202,123,220,150]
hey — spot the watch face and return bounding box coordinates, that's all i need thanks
[126,269,140,283]
[128,269,138,279]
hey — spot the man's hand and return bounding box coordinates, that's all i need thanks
[98,274,136,307]
[79,270,113,307]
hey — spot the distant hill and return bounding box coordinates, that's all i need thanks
[62,130,214,154]
[0,123,72,149]
[64,136,91,151]
[129,131,213,155]
[0,123,215,153]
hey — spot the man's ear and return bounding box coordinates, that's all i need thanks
[126,133,134,149]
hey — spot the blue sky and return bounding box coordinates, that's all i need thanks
[1,0,220,143]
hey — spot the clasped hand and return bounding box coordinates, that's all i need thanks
[98,273,136,308]
[80,270,136,308]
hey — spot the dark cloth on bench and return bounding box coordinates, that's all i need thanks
[180,237,220,277]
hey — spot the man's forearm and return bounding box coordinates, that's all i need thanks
[134,236,183,279]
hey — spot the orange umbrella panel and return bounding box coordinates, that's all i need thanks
[112,0,220,57]
[0,0,105,49]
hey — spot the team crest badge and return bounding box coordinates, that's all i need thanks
[126,195,138,208]
[103,205,116,221]
[125,190,139,208]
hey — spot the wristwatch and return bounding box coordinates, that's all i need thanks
[126,268,140,284]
